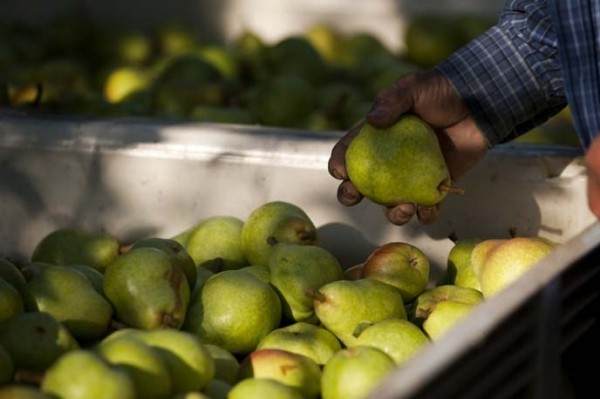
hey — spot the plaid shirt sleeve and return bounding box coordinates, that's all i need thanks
[434,0,571,147]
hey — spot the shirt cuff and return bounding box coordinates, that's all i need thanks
[435,26,566,147]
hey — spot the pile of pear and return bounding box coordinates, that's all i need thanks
[0,13,495,132]
[0,199,558,399]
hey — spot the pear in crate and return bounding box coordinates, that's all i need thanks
[362,241,430,303]
[41,350,136,399]
[445,238,482,290]
[0,258,29,300]
[241,201,318,267]
[409,284,484,327]
[203,343,240,384]
[20,262,113,341]
[0,343,14,385]
[345,115,461,206]
[353,318,430,365]
[204,379,232,399]
[0,385,52,399]
[125,329,215,394]
[269,242,344,323]
[183,270,281,355]
[321,346,396,399]
[0,311,79,371]
[237,349,322,399]
[470,238,507,279]
[239,264,271,283]
[130,237,197,289]
[312,279,406,347]
[423,300,480,341]
[257,321,342,365]
[228,378,303,399]
[31,228,120,273]
[103,247,190,330]
[176,215,247,272]
[0,277,24,323]
[95,336,172,399]
[479,237,557,297]
[67,264,106,295]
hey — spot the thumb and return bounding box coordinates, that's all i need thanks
[366,74,417,128]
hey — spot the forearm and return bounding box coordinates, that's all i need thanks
[435,0,567,147]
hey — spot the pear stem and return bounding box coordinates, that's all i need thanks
[439,184,465,196]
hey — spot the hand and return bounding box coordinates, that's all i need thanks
[328,70,489,225]
[585,135,600,219]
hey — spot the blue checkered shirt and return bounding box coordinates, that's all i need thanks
[436,0,600,149]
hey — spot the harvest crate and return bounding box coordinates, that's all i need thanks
[0,109,598,398]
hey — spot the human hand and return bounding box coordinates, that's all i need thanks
[585,135,600,219]
[328,70,489,225]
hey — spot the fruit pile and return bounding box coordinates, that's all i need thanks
[0,13,498,132]
[0,200,558,399]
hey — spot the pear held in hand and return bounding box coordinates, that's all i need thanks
[345,114,462,206]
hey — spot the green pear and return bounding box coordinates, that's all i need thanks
[343,263,364,280]
[479,237,557,297]
[0,385,52,399]
[257,321,342,365]
[0,343,14,384]
[130,237,197,289]
[345,115,459,206]
[352,318,430,365]
[269,242,344,323]
[0,277,24,323]
[264,36,328,85]
[0,312,79,371]
[470,239,507,279]
[321,346,396,399]
[66,264,106,295]
[422,300,479,341]
[178,216,247,272]
[167,393,211,399]
[131,329,215,394]
[312,279,407,347]
[95,336,172,399]
[237,349,322,399]
[41,350,136,399]
[191,266,215,300]
[20,262,113,341]
[241,201,318,267]
[239,264,271,283]
[204,378,232,399]
[445,238,482,290]
[362,241,430,303]
[103,247,190,330]
[31,228,120,273]
[103,65,150,104]
[410,284,484,327]
[228,378,303,399]
[183,270,281,355]
[203,344,239,385]
[0,258,29,300]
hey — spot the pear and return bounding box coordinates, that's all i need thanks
[177,216,247,272]
[0,312,79,371]
[352,318,430,365]
[345,115,458,206]
[67,264,106,295]
[237,349,322,399]
[131,329,215,394]
[0,343,14,384]
[343,263,364,280]
[312,279,407,347]
[204,379,232,399]
[479,237,557,297]
[203,343,240,384]
[20,262,113,341]
[422,300,480,341]
[41,350,136,399]
[470,239,508,279]
[31,228,120,273]
[0,258,29,300]
[269,242,344,323]
[362,241,430,303]
[228,378,304,399]
[0,278,24,323]
[103,65,150,104]
[183,270,282,355]
[168,393,211,399]
[410,284,484,327]
[264,36,328,85]
[321,346,396,399]
[445,238,482,290]
[257,321,342,365]
[103,247,190,330]
[241,201,318,267]
[239,264,271,283]
[0,385,51,399]
[130,237,197,289]
[191,266,215,300]
[95,336,172,399]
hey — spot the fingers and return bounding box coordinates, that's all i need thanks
[336,180,363,207]
[383,203,416,225]
[416,204,441,224]
[328,121,364,181]
[366,76,416,128]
